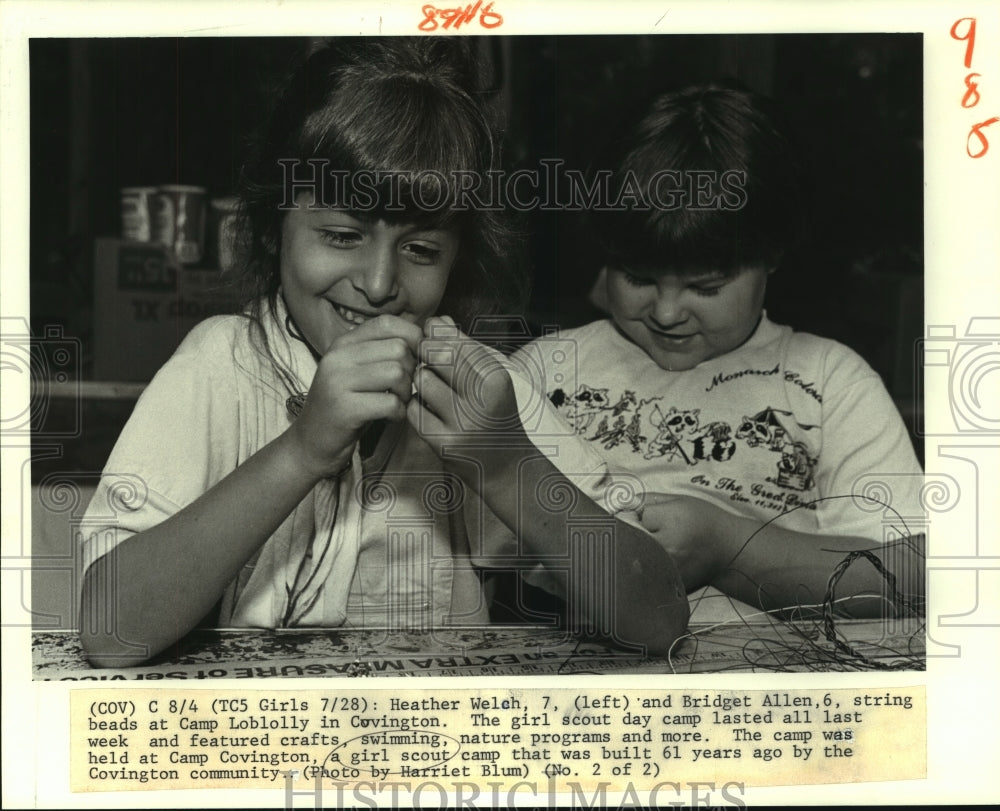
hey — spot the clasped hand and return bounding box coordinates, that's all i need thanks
[286,315,423,479]
[407,315,529,489]
[636,493,739,593]
[285,313,525,482]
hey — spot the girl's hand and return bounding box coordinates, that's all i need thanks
[637,494,739,592]
[288,315,423,479]
[407,316,528,479]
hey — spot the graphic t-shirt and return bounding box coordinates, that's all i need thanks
[511,315,923,543]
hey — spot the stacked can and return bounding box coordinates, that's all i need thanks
[208,196,240,272]
[121,186,238,269]
[150,185,208,265]
[120,187,157,242]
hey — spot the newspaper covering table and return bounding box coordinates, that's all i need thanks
[34,618,925,679]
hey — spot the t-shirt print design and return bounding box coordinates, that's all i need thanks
[548,385,819,493]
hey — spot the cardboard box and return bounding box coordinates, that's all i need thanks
[92,238,237,381]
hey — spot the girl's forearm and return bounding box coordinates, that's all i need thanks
[710,512,925,617]
[79,431,323,667]
[473,444,690,656]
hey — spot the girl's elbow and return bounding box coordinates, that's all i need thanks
[611,595,690,658]
[78,586,161,668]
[641,603,691,658]
[84,651,148,669]
[79,630,154,669]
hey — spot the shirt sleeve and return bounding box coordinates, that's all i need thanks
[78,319,243,579]
[809,341,924,542]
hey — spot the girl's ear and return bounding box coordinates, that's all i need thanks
[588,266,610,313]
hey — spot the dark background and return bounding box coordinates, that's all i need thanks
[29,35,923,475]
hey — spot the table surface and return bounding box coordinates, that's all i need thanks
[33,616,925,679]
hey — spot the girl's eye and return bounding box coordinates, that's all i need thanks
[403,242,443,265]
[692,284,724,297]
[621,270,654,287]
[317,229,361,247]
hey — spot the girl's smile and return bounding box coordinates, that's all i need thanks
[280,194,460,353]
[645,319,698,341]
[329,300,379,328]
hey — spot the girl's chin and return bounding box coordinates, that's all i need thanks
[653,357,700,372]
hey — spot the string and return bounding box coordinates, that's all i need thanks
[686,492,920,617]
[664,592,924,673]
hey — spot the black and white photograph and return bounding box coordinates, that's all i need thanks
[2,1,998,808]
[27,31,926,675]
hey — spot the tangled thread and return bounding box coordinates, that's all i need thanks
[667,493,926,673]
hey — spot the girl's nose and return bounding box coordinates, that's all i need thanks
[650,289,688,327]
[356,244,399,305]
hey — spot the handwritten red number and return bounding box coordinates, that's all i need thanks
[950,17,977,68]
[967,116,1000,158]
[480,1,503,27]
[951,17,995,158]
[463,1,483,27]
[419,4,439,31]
[962,73,982,108]
[418,1,502,31]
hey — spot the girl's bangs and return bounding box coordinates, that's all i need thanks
[602,206,777,277]
[290,76,491,227]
